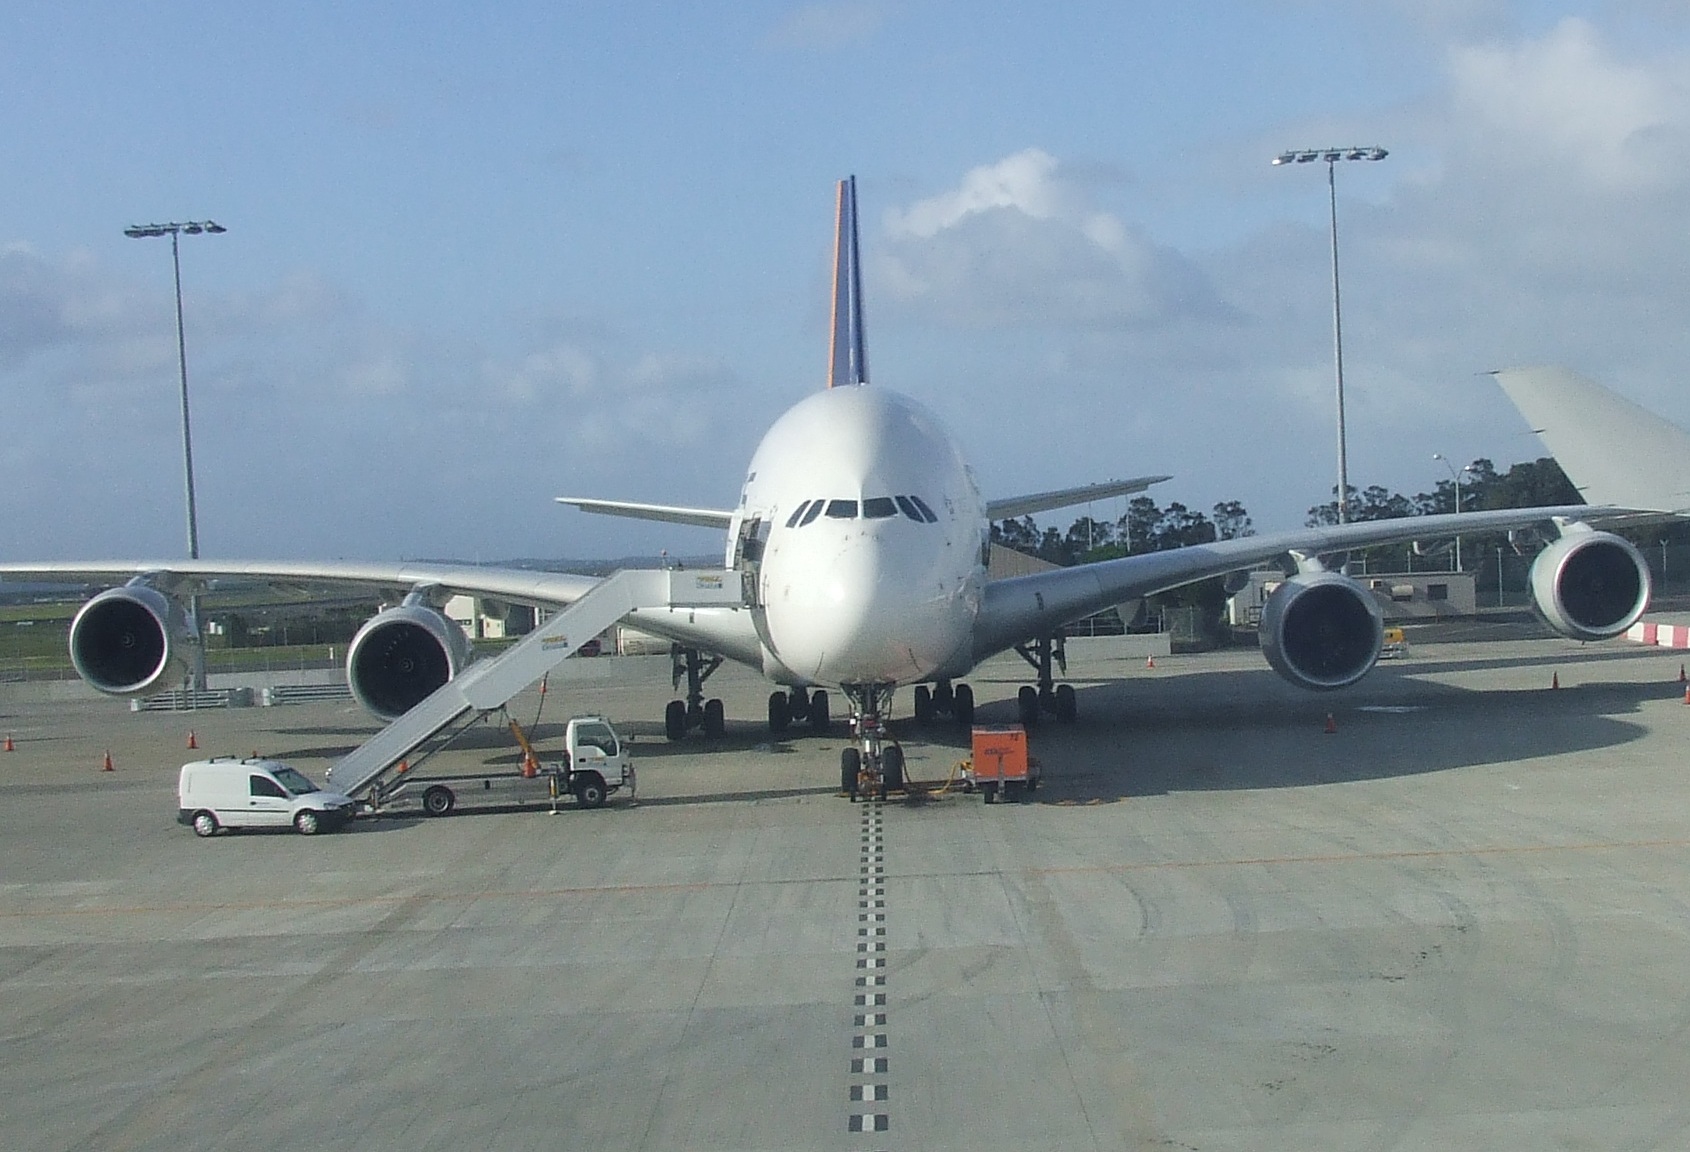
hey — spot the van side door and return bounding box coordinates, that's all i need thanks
[247,774,292,827]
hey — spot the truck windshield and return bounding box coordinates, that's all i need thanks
[270,766,321,796]
[574,724,618,757]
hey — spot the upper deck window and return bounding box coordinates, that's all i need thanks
[909,495,939,523]
[825,499,859,519]
[784,501,811,528]
[799,500,825,526]
[862,497,897,519]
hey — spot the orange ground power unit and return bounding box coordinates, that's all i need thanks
[970,726,1029,781]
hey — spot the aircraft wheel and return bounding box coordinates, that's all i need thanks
[788,688,810,721]
[810,690,830,732]
[841,746,861,797]
[953,683,974,727]
[934,682,954,713]
[703,698,725,738]
[664,700,687,742]
[768,691,791,733]
[883,744,905,792]
[913,686,933,723]
[1055,683,1077,723]
[1017,685,1040,728]
[687,702,705,730]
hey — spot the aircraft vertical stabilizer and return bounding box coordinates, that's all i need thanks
[828,175,869,388]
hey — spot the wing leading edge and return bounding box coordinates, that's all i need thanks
[986,475,1172,522]
[553,498,735,529]
[971,504,1597,660]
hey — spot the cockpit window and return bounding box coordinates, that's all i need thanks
[862,497,897,519]
[799,500,825,526]
[909,495,939,523]
[784,501,810,528]
[894,496,923,523]
[825,499,859,519]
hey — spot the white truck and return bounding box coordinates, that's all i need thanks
[178,758,356,837]
[373,715,635,816]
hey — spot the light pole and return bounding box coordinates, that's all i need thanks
[1273,147,1388,525]
[1432,453,1471,571]
[125,220,226,690]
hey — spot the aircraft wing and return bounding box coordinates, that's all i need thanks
[971,504,1596,658]
[0,559,601,607]
[1493,365,1690,515]
[985,475,1171,521]
[554,497,736,528]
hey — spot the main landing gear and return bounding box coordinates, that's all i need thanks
[665,646,725,741]
[767,686,831,735]
[911,679,974,727]
[840,683,905,801]
[1012,634,1076,728]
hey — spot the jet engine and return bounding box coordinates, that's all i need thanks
[68,585,195,697]
[1259,571,1384,691]
[345,604,472,720]
[1530,529,1651,642]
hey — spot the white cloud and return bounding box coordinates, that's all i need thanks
[878,149,1232,330]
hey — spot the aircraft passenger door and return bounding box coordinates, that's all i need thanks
[733,516,770,607]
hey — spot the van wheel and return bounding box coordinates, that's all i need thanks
[294,810,321,836]
[423,786,456,817]
[573,771,607,810]
[191,811,219,838]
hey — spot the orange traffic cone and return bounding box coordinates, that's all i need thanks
[1146,655,1156,669]
[187,730,198,750]
[3,734,13,752]
[1683,684,1690,706]
[1551,672,1560,690]
[102,751,114,772]
[522,753,538,778]
[396,759,409,774]
[1324,713,1337,734]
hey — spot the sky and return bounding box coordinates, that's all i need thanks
[6,1,1690,562]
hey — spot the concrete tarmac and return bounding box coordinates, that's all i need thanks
[4,636,1690,1150]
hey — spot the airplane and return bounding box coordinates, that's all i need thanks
[0,179,1659,793]
[1493,365,1690,515]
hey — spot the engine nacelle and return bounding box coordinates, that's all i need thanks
[1260,571,1384,691]
[346,604,472,720]
[68,585,195,697]
[1530,529,1651,642]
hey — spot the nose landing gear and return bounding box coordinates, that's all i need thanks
[840,683,906,801]
[1013,634,1076,728]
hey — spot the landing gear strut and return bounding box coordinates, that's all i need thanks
[1013,634,1076,728]
[840,683,904,801]
[666,646,725,740]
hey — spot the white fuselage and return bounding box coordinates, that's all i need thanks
[730,387,988,688]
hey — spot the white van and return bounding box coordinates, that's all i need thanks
[177,757,355,837]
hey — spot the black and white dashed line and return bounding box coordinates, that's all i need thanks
[848,797,891,1138]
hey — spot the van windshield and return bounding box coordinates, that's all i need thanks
[270,766,321,796]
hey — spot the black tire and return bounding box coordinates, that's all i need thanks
[913,686,933,723]
[1055,683,1077,722]
[1005,780,1025,804]
[810,690,830,732]
[953,683,974,726]
[981,782,997,804]
[665,700,687,742]
[934,682,954,713]
[1018,685,1040,728]
[703,698,725,738]
[768,691,791,733]
[191,810,218,838]
[573,771,607,810]
[841,747,861,797]
[294,809,321,836]
[686,702,705,730]
[423,786,456,817]
[883,745,905,792]
[788,688,810,721]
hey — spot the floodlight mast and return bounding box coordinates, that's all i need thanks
[1272,147,1387,526]
[124,220,226,690]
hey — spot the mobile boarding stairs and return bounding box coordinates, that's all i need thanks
[324,568,743,800]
